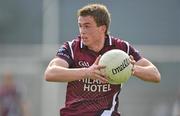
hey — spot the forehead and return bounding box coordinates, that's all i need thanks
[78,16,96,25]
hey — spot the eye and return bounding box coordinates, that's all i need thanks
[78,24,82,28]
[85,25,89,28]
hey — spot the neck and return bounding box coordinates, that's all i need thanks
[88,35,106,52]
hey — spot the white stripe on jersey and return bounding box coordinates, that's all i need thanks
[109,35,112,45]
[101,92,119,116]
[67,41,74,59]
[124,41,130,55]
[80,40,83,48]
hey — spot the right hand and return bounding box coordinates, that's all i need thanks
[85,55,108,83]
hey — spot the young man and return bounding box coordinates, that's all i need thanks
[44,4,161,116]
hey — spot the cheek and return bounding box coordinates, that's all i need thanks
[94,29,102,37]
[79,27,85,34]
[90,28,100,34]
[89,31,98,38]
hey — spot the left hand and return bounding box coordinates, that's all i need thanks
[129,55,136,75]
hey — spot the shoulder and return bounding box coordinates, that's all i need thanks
[110,35,128,45]
[61,36,81,49]
[109,35,129,51]
[109,35,142,61]
[67,36,81,46]
[56,36,81,66]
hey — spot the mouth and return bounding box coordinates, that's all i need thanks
[81,36,88,41]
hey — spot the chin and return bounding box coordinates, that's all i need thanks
[82,41,88,46]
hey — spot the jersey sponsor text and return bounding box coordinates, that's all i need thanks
[80,78,111,92]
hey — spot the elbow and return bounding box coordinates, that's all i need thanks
[151,66,161,83]
[154,72,161,83]
[44,70,54,82]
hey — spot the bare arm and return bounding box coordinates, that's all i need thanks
[131,57,161,83]
[44,56,108,83]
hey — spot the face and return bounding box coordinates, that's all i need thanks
[78,16,105,47]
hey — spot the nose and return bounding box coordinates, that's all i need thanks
[79,27,86,35]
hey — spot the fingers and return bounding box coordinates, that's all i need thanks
[87,66,108,83]
[94,69,106,77]
[131,65,135,76]
[129,55,136,76]
[95,75,108,83]
[129,55,134,60]
[129,55,135,64]
[97,65,106,70]
[85,55,108,83]
[94,55,101,65]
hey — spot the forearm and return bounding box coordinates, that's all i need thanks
[133,65,161,83]
[45,66,87,82]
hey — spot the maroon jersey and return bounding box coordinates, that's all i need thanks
[56,35,142,116]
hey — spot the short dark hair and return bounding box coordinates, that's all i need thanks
[77,4,111,34]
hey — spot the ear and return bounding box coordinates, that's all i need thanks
[100,25,106,33]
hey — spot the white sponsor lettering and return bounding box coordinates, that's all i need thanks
[83,83,111,92]
[78,61,90,67]
[81,78,102,84]
[78,61,111,92]
[80,78,111,92]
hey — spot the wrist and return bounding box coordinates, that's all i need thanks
[82,68,89,79]
[132,64,137,76]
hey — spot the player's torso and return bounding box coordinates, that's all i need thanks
[68,36,123,97]
[61,36,128,115]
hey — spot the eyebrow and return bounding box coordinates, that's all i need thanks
[78,22,91,25]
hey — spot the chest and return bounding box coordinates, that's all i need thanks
[72,46,115,68]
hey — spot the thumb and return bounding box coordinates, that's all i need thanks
[94,55,101,64]
[129,55,135,65]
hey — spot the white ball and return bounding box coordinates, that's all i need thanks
[99,49,133,84]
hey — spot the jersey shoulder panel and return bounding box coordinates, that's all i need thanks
[111,36,142,61]
[56,37,81,67]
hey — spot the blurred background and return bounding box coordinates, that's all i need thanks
[0,0,180,116]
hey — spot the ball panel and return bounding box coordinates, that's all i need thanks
[99,49,132,84]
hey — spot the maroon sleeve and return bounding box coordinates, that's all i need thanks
[114,38,142,62]
[56,42,73,67]
[128,43,142,61]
